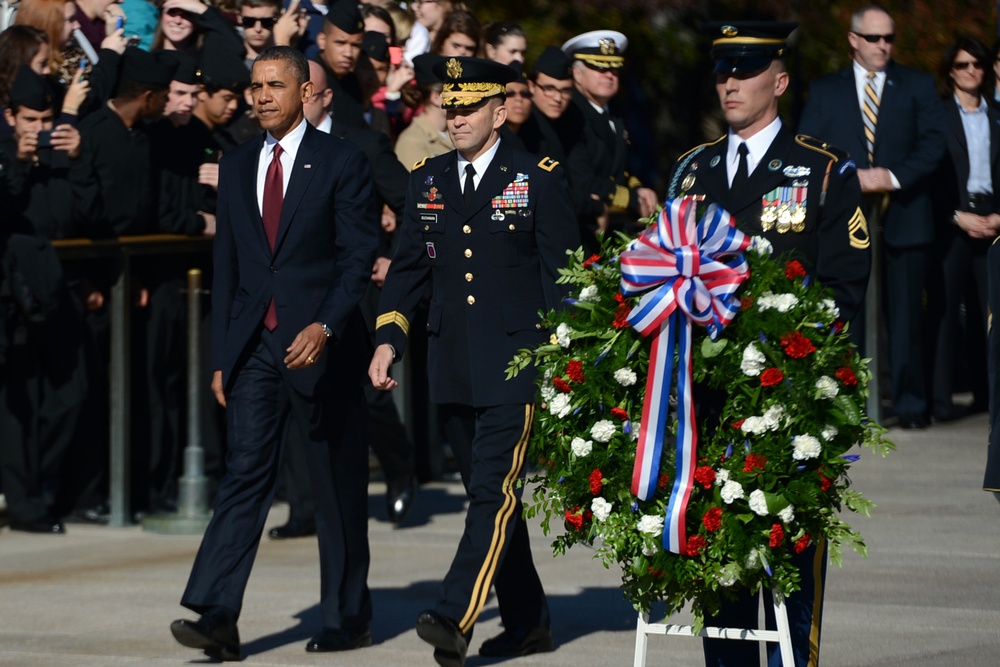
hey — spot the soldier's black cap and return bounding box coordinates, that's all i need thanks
[325,0,364,34]
[201,44,250,93]
[8,65,56,111]
[412,53,443,85]
[432,56,518,108]
[532,45,571,80]
[157,51,199,85]
[121,45,176,87]
[703,21,798,73]
[362,31,389,63]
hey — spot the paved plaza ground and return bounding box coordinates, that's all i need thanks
[1,414,998,666]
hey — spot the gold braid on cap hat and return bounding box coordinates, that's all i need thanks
[573,53,625,68]
[441,82,506,106]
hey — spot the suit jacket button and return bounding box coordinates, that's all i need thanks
[269,266,276,273]
[467,295,476,305]
[465,272,473,282]
[464,249,472,258]
[463,225,472,234]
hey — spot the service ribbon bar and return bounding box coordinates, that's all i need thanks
[619,197,750,554]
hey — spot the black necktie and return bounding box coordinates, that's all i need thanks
[731,142,749,196]
[463,163,476,207]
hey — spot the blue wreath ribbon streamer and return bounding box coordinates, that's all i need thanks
[619,197,751,554]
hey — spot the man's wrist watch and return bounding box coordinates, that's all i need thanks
[317,322,333,339]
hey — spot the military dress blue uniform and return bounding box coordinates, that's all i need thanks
[376,137,581,650]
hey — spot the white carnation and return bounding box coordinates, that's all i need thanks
[642,542,660,557]
[820,298,840,320]
[741,416,767,435]
[714,468,730,486]
[556,322,573,348]
[717,563,741,587]
[748,489,769,516]
[630,422,640,441]
[821,425,838,441]
[815,376,839,400]
[740,342,766,377]
[778,504,795,524]
[540,369,555,401]
[720,479,745,504]
[757,291,798,313]
[636,514,664,537]
[749,236,773,256]
[579,285,600,302]
[591,497,613,521]
[570,437,593,457]
[590,419,616,443]
[792,434,823,461]
[549,393,572,418]
[613,367,638,386]
[761,404,787,431]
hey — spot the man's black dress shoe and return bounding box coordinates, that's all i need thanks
[10,518,65,534]
[898,415,928,430]
[267,518,316,539]
[386,472,418,524]
[68,501,110,524]
[305,626,372,652]
[479,626,554,657]
[932,405,969,423]
[170,606,241,661]
[416,609,468,667]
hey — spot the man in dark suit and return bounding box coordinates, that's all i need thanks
[798,3,946,429]
[169,46,379,661]
[670,21,871,667]
[369,57,581,667]
[560,30,658,254]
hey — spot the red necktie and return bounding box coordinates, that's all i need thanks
[262,143,283,330]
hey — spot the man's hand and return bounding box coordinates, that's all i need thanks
[198,211,217,236]
[51,124,81,159]
[102,4,126,35]
[211,370,226,407]
[162,0,207,16]
[100,28,128,54]
[956,211,997,239]
[856,167,895,193]
[198,163,220,189]
[16,130,38,161]
[284,322,328,369]
[273,0,306,46]
[636,186,659,219]
[381,204,397,232]
[386,62,415,94]
[369,343,397,390]
[371,256,391,287]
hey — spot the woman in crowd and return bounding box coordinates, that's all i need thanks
[395,53,453,170]
[429,9,477,57]
[412,0,463,45]
[150,0,242,58]
[482,21,525,65]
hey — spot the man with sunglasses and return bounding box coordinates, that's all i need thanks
[799,2,945,430]
[237,0,306,71]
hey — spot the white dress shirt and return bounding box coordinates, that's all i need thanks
[726,116,782,186]
[256,117,307,214]
[456,136,502,194]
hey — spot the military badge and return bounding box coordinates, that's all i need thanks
[425,175,434,185]
[681,173,696,191]
[425,242,436,258]
[491,210,506,221]
[709,155,721,168]
[445,58,463,79]
[768,159,782,172]
[782,165,811,178]
[492,177,530,208]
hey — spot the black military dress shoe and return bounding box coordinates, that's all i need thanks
[386,472,418,524]
[305,626,372,652]
[170,606,241,661]
[9,517,65,534]
[898,414,928,430]
[268,517,316,539]
[416,609,468,667]
[479,626,554,657]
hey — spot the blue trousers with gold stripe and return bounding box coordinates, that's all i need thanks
[437,403,550,636]
[703,537,828,667]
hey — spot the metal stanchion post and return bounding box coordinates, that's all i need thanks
[108,253,132,527]
[864,203,883,422]
[143,269,212,534]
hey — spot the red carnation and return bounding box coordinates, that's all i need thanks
[739,295,754,310]
[769,523,784,547]
[612,303,631,329]
[566,359,585,384]
[584,509,593,521]
[658,473,671,489]
[610,407,629,421]
[833,320,845,334]
[731,419,745,430]
[686,534,708,557]
[694,466,716,489]
[589,469,603,495]
[818,472,833,492]
[794,534,811,554]
[780,331,817,359]
[553,377,572,393]
[614,291,626,304]
[647,567,665,577]
[760,368,784,387]
[743,454,767,473]
[583,254,601,269]
[835,366,858,386]
[784,260,807,280]
[702,507,722,532]
[565,508,583,530]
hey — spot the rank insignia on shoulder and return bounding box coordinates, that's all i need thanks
[848,207,870,249]
[538,157,559,172]
[783,165,810,178]
[412,156,429,171]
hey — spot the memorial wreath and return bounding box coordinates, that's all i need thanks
[507,197,893,628]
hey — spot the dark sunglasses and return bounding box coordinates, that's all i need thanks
[952,60,985,71]
[852,32,895,44]
[165,7,194,19]
[240,15,277,29]
[506,90,532,100]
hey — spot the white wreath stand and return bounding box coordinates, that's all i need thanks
[633,590,795,667]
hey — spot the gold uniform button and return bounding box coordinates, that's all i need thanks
[535,323,542,330]
[508,224,515,231]
[467,295,476,305]
[464,249,472,258]
[465,272,473,282]
[463,225,472,234]
[424,225,430,231]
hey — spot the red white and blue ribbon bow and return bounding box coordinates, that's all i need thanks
[620,197,750,554]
